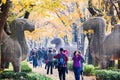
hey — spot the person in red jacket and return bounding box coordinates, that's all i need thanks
[63,49,69,74]
[54,48,68,80]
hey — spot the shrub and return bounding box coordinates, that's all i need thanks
[0,60,52,80]
[27,72,52,80]
[21,60,32,72]
[0,71,28,79]
[95,70,120,80]
[67,61,95,76]
[94,66,100,70]
[83,64,95,76]
[21,64,32,72]
[0,71,52,80]
[67,61,73,71]
[108,66,117,70]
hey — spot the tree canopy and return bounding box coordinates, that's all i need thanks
[1,0,120,41]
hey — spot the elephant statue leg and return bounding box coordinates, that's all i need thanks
[12,59,21,72]
[1,62,10,69]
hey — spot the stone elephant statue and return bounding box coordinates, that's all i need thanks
[82,17,120,69]
[1,18,35,72]
[51,38,77,57]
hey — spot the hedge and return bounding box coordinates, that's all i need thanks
[67,61,73,71]
[0,60,52,80]
[83,64,95,76]
[21,63,32,72]
[0,71,52,80]
[95,70,120,80]
[67,61,95,76]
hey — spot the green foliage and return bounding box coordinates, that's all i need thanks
[107,66,117,70]
[0,60,52,80]
[95,70,120,80]
[83,64,95,76]
[94,66,100,70]
[0,71,52,80]
[0,71,28,79]
[21,61,32,72]
[67,61,73,71]
[21,64,32,72]
[28,73,52,80]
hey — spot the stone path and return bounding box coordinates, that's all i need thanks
[28,63,96,80]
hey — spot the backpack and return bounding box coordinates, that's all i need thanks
[58,54,65,67]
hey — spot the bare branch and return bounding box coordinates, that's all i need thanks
[110,1,120,19]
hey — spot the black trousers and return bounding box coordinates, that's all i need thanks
[47,61,53,74]
[58,67,66,80]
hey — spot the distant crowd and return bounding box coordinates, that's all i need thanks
[28,47,84,80]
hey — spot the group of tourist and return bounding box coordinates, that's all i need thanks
[53,48,84,80]
[28,47,84,80]
[29,47,47,68]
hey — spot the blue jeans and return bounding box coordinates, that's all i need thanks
[73,67,81,80]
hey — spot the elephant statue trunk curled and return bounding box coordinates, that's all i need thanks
[1,18,35,72]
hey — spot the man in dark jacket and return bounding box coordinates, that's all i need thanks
[54,48,68,80]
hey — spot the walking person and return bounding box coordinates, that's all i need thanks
[46,49,54,74]
[54,48,68,80]
[37,48,43,67]
[72,50,82,80]
[32,50,38,68]
[41,48,48,69]
[63,49,69,74]
[52,49,58,69]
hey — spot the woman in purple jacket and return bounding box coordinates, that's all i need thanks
[72,50,82,80]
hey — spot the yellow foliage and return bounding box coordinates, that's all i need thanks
[12,0,88,41]
[2,0,6,4]
[58,31,66,38]
[63,0,87,2]
[88,29,94,34]
[83,30,87,35]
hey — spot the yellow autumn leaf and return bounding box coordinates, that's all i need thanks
[2,0,6,4]
[88,29,94,34]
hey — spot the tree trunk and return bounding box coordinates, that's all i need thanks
[0,1,11,68]
[118,60,120,69]
[108,61,115,67]
[63,35,69,46]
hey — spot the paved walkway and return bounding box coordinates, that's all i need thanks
[28,63,96,80]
